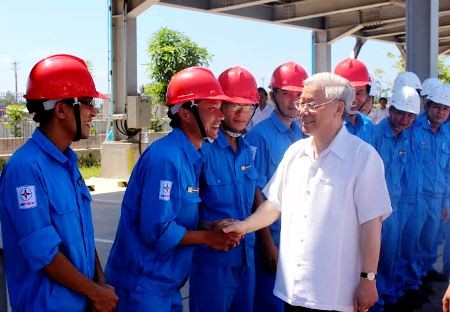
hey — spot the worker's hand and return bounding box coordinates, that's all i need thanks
[442,284,450,312]
[90,283,118,312]
[261,239,279,273]
[211,219,238,232]
[222,220,248,237]
[442,208,450,223]
[205,229,242,251]
[353,279,378,312]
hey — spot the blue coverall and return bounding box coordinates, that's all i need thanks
[245,111,305,312]
[105,128,203,312]
[189,129,257,312]
[414,113,450,276]
[344,112,374,145]
[371,118,411,307]
[0,129,96,311]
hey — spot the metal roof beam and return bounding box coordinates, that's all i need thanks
[273,0,392,23]
[210,0,273,12]
[326,6,405,29]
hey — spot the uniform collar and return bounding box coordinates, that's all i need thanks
[31,128,77,164]
[172,128,203,167]
[216,128,249,150]
[300,125,348,161]
[270,111,299,134]
[380,118,396,138]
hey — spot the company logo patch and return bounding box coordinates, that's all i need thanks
[159,180,173,201]
[16,185,37,209]
[250,146,257,161]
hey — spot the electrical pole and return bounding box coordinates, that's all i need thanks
[11,62,19,103]
[260,77,267,88]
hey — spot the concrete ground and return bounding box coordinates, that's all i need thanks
[88,178,445,312]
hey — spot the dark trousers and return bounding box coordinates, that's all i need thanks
[284,303,338,312]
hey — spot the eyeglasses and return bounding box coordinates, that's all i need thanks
[61,98,95,107]
[224,103,257,113]
[294,99,336,112]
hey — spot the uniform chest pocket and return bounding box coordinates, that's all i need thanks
[203,174,234,207]
[440,144,450,167]
[49,198,82,243]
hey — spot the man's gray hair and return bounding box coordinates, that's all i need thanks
[303,72,355,113]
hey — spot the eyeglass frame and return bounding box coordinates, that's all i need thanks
[61,97,95,107]
[222,102,257,113]
[294,99,338,112]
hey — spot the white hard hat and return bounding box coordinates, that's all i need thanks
[426,84,450,107]
[421,77,443,96]
[369,74,378,97]
[393,71,422,90]
[389,86,421,114]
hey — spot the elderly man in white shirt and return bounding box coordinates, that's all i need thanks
[224,72,392,312]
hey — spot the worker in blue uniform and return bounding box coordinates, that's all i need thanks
[334,58,374,145]
[370,86,420,311]
[105,67,241,312]
[189,66,259,312]
[0,54,118,311]
[245,61,308,312]
[398,84,450,308]
[416,84,450,277]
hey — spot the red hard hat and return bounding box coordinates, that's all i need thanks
[166,67,232,105]
[269,61,308,92]
[218,66,259,105]
[334,58,371,87]
[24,54,108,100]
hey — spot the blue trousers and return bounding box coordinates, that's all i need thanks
[253,242,284,312]
[418,195,443,276]
[189,263,255,312]
[397,196,426,292]
[376,208,399,305]
[114,286,183,312]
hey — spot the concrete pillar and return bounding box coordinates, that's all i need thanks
[126,17,138,96]
[312,31,331,73]
[406,0,439,80]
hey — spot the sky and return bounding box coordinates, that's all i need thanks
[0,0,424,97]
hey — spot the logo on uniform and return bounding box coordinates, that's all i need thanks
[159,180,173,201]
[16,185,37,209]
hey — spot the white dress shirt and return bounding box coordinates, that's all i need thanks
[372,107,390,124]
[263,125,392,311]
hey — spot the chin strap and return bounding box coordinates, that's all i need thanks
[72,98,82,142]
[189,101,211,141]
[273,97,297,122]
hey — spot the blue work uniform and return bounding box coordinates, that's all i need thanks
[371,118,411,306]
[0,129,95,311]
[105,128,203,312]
[344,112,374,145]
[396,129,425,295]
[413,113,450,276]
[245,112,304,312]
[189,129,257,312]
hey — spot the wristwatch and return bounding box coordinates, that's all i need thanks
[360,272,376,281]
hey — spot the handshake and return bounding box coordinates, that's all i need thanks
[200,219,246,251]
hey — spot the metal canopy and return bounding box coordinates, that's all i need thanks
[126,0,450,55]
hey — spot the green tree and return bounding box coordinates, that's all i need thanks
[6,104,27,137]
[144,27,213,104]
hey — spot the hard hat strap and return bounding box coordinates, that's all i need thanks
[189,102,209,140]
[72,99,83,141]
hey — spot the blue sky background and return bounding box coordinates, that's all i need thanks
[0,0,423,96]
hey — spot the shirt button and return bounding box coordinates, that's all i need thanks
[136,286,142,291]
[217,179,222,184]
[306,190,310,195]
